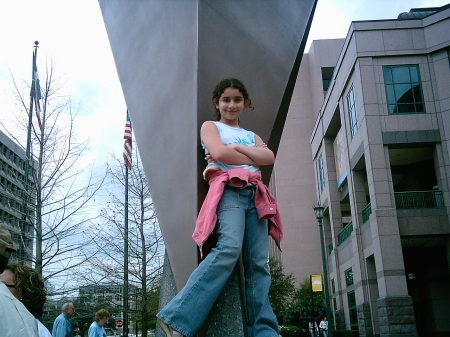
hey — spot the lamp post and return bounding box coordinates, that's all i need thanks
[313,202,333,337]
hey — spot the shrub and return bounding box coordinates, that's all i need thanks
[334,330,359,337]
[280,325,310,337]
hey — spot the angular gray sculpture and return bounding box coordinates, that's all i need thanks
[98,0,316,333]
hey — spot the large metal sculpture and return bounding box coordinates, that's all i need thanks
[98,1,316,334]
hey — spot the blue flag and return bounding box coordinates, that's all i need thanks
[30,49,42,131]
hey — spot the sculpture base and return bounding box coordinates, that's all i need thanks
[157,252,246,336]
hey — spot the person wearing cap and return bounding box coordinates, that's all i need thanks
[0,221,39,337]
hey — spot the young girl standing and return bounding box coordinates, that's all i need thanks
[157,78,283,337]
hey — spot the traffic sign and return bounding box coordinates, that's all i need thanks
[116,319,123,328]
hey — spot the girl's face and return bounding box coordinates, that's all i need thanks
[216,87,245,126]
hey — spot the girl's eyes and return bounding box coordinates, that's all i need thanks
[221,98,242,103]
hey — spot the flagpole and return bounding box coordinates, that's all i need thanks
[124,165,129,337]
[23,41,39,263]
[123,111,132,337]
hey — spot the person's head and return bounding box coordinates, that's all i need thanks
[95,309,110,326]
[323,317,327,321]
[0,263,46,317]
[212,78,254,122]
[62,302,75,318]
[0,222,16,273]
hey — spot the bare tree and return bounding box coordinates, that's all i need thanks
[84,146,164,337]
[1,60,103,294]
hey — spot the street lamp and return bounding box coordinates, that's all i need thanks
[313,202,333,337]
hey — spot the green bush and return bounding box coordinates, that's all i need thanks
[280,325,309,337]
[334,330,359,337]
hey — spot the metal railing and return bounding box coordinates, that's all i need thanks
[337,221,353,245]
[362,203,372,223]
[394,190,444,209]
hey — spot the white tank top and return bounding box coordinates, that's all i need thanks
[203,121,259,173]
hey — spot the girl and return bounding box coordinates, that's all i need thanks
[157,78,282,337]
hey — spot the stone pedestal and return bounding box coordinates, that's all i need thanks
[335,309,346,330]
[357,302,374,337]
[377,296,418,337]
[157,253,245,337]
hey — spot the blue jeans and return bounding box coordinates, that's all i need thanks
[157,185,279,337]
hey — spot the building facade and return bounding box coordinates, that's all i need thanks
[274,4,450,337]
[78,283,139,319]
[0,129,35,263]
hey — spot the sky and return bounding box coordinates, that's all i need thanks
[0,0,449,176]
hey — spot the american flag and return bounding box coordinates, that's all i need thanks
[30,48,43,131]
[123,111,132,169]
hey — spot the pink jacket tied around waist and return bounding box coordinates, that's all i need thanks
[193,168,283,258]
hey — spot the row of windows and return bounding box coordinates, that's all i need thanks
[0,194,26,214]
[0,142,26,170]
[1,160,33,188]
[0,211,34,236]
[0,210,20,227]
[0,194,34,217]
[80,286,124,295]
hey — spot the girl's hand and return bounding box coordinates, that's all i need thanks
[205,152,216,163]
[255,142,267,148]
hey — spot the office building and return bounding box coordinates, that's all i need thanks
[273,4,450,336]
[0,129,35,263]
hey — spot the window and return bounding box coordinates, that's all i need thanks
[331,278,335,293]
[345,268,354,287]
[383,65,424,114]
[318,153,326,191]
[347,291,358,330]
[346,84,358,137]
[321,67,335,92]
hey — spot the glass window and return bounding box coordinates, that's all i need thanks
[321,67,335,92]
[383,65,425,114]
[331,278,335,293]
[347,291,358,330]
[345,268,354,287]
[346,84,358,137]
[318,153,325,191]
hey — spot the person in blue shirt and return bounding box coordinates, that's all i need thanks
[88,309,110,337]
[52,302,75,337]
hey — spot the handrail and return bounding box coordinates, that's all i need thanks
[362,203,372,223]
[337,221,353,245]
[394,190,444,209]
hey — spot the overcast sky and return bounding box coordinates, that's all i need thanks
[0,0,448,175]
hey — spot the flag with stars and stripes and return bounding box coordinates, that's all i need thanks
[123,112,132,169]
